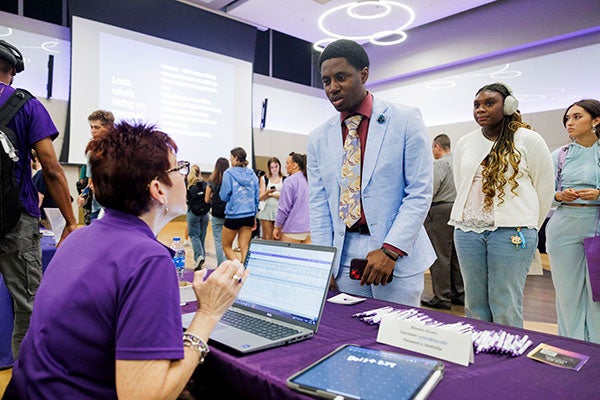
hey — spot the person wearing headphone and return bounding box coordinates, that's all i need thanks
[449,82,554,328]
[0,40,77,359]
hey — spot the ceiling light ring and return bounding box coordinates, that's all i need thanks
[0,27,13,37]
[318,1,416,41]
[369,29,408,46]
[313,38,337,52]
[346,1,392,20]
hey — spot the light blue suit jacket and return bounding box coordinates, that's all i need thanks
[308,97,436,277]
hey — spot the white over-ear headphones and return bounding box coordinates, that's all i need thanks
[496,82,519,116]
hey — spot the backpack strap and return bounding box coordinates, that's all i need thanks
[0,88,33,126]
[0,89,32,166]
[555,144,569,191]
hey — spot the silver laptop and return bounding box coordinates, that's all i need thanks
[182,239,336,353]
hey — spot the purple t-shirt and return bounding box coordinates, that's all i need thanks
[8,209,184,399]
[0,83,59,218]
[275,171,310,233]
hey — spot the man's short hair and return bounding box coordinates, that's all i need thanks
[318,39,370,71]
[87,110,115,127]
[0,58,13,74]
[433,134,451,150]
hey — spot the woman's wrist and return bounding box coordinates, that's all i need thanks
[554,192,562,202]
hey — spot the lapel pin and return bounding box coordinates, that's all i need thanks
[377,114,385,124]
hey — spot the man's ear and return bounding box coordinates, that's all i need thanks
[360,67,369,84]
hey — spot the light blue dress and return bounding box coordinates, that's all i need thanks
[546,141,600,343]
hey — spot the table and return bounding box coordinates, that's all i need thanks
[0,234,57,368]
[182,292,600,400]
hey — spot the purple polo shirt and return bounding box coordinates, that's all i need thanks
[0,83,59,218]
[8,209,183,399]
[275,171,310,233]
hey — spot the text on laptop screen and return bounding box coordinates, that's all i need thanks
[237,242,334,325]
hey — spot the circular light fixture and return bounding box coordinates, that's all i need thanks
[313,38,337,52]
[347,1,391,20]
[315,1,415,51]
[369,30,407,46]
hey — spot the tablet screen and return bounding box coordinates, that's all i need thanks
[287,344,444,400]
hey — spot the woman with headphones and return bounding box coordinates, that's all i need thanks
[449,82,554,328]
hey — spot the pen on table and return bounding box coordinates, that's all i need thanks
[515,340,533,356]
[353,306,392,318]
[510,334,527,355]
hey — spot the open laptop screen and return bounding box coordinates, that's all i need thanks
[236,240,335,326]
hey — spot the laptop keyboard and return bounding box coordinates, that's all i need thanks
[222,309,302,340]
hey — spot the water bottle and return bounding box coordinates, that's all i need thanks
[170,237,186,284]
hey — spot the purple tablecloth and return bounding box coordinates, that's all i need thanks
[0,234,56,368]
[182,292,600,400]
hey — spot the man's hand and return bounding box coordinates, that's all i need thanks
[362,249,396,286]
[57,224,78,247]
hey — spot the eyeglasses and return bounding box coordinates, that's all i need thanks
[165,160,190,176]
[151,160,189,186]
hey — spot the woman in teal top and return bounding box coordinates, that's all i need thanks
[546,99,600,343]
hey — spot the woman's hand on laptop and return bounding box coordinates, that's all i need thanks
[185,260,249,348]
[193,259,249,321]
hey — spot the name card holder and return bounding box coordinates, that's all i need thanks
[376,315,474,366]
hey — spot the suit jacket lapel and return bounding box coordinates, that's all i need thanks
[326,118,344,187]
[362,100,388,188]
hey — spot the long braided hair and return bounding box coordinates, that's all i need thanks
[477,83,531,209]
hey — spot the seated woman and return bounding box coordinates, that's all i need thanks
[4,122,248,400]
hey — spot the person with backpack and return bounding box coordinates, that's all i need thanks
[0,39,77,358]
[186,164,210,270]
[205,157,229,267]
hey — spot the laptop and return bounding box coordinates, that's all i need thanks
[182,239,336,353]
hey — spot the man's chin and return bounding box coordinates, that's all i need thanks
[331,103,346,112]
[329,98,346,111]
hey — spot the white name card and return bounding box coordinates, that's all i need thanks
[376,315,474,366]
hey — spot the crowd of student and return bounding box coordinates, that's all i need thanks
[1,37,599,399]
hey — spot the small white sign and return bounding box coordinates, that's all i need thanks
[376,315,474,366]
[327,292,367,305]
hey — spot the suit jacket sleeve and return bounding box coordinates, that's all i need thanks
[382,108,433,254]
[308,132,334,247]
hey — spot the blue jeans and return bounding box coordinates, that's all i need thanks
[187,211,209,263]
[211,215,226,266]
[454,227,537,328]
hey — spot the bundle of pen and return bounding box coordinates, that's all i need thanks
[472,330,533,356]
[352,306,474,334]
[353,306,533,357]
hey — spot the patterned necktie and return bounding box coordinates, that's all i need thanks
[339,114,363,227]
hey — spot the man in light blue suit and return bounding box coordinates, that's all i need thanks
[308,39,436,306]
